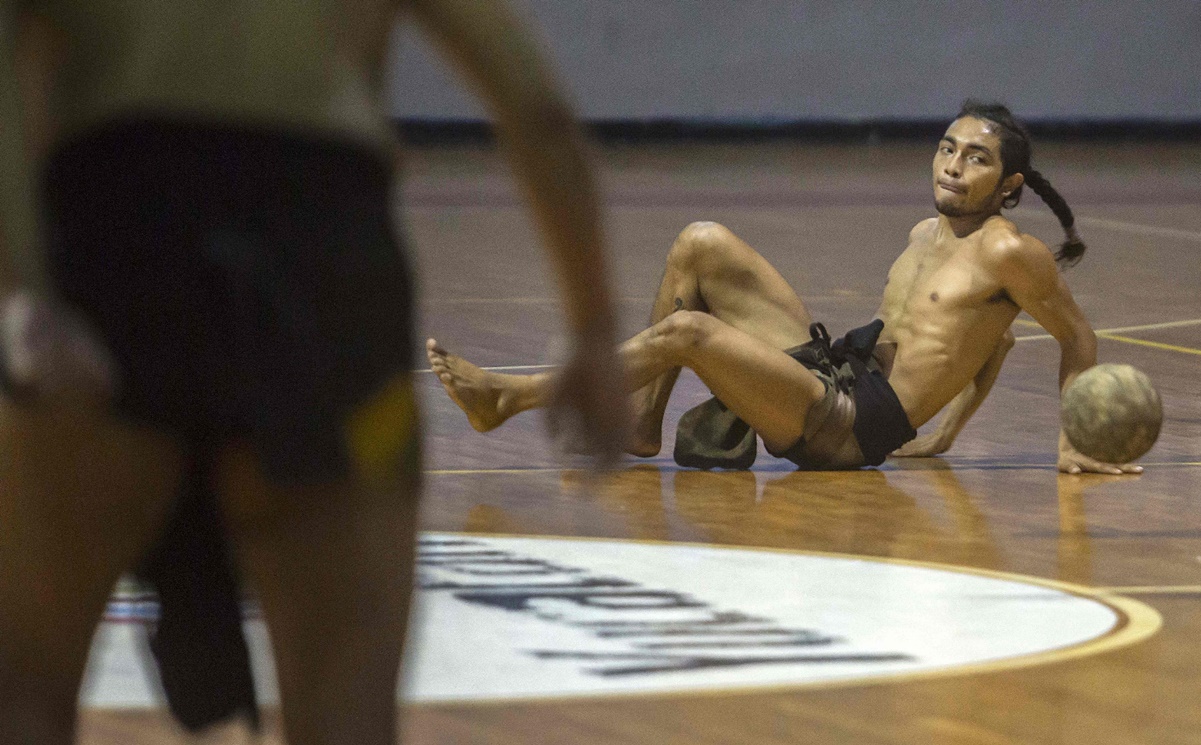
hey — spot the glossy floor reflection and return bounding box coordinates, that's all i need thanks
[82,139,1201,744]
[402,461,1199,744]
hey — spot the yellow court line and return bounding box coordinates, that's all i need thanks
[421,318,1201,369]
[461,338,1201,369]
[425,462,1201,476]
[1015,317,1201,354]
[418,364,556,373]
[426,467,566,475]
[1074,216,1201,244]
[1094,332,1201,356]
[1015,209,1201,244]
[1015,317,1201,336]
[1099,318,1201,334]
[1093,586,1201,596]
[423,295,667,306]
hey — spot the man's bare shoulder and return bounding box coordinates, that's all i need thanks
[977,217,1059,296]
[978,217,1053,266]
[907,217,939,243]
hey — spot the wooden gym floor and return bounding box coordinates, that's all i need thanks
[81,138,1201,743]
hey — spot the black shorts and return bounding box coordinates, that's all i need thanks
[674,321,916,471]
[42,119,418,485]
[768,321,917,469]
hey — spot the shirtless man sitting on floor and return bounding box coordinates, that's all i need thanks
[428,101,1142,476]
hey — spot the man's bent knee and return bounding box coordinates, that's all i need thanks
[679,220,729,243]
[670,221,734,266]
[654,310,718,362]
[670,222,766,288]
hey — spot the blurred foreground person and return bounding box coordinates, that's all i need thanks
[0,1,626,743]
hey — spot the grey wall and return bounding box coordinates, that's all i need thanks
[386,1,1201,122]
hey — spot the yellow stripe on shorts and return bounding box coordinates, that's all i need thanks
[344,374,419,484]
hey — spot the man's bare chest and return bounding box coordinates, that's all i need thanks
[881,242,1016,328]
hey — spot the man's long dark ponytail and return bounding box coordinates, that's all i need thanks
[957,100,1086,268]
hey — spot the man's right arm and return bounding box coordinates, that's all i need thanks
[988,231,1138,475]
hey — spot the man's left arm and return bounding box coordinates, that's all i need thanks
[893,329,1014,457]
[989,233,1141,474]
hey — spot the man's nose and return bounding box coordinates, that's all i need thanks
[943,155,962,177]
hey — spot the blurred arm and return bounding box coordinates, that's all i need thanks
[404,0,628,464]
[405,0,614,337]
[0,8,117,400]
[0,4,46,296]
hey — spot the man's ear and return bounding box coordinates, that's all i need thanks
[1001,172,1025,197]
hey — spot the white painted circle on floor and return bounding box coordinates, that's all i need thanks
[81,533,1158,707]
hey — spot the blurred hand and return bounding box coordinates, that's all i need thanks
[0,291,118,403]
[891,432,951,458]
[545,327,630,470]
[1057,430,1143,475]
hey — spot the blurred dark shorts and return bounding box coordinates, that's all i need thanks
[42,119,418,485]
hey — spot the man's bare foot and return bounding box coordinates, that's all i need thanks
[626,424,662,457]
[626,397,663,457]
[426,338,509,432]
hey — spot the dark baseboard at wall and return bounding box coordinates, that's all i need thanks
[395,118,1201,146]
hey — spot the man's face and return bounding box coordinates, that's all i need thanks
[932,116,1007,218]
